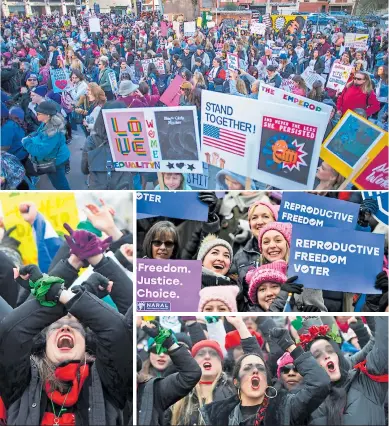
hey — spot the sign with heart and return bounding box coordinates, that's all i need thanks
[50,69,69,93]
[326,63,352,92]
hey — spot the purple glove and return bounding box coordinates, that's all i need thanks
[63,223,112,261]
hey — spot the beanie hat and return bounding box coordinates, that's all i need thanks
[225,329,264,350]
[279,53,288,60]
[277,352,294,378]
[32,85,48,97]
[258,222,292,253]
[247,260,288,304]
[197,234,233,263]
[248,200,279,223]
[9,106,25,121]
[198,285,239,312]
[191,340,224,360]
[77,220,102,237]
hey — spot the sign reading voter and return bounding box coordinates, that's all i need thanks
[136,191,209,222]
[288,224,384,294]
[279,192,359,229]
[136,259,202,311]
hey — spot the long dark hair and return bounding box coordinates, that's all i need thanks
[142,221,180,259]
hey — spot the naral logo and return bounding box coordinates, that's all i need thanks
[137,301,171,311]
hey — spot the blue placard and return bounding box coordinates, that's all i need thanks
[136,191,209,221]
[362,191,388,225]
[279,192,359,229]
[50,68,69,93]
[288,223,384,294]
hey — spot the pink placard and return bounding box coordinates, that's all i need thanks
[161,21,168,37]
[354,145,388,190]
[160,75,184,106]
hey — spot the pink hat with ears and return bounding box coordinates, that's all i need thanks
[277,352,294,378]
[248,201,279,223]
[198,285,239,312]
[258,222,292,253]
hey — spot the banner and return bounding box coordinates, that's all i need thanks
[278,192,359,229]
[288,224,384,294]
[326,63,352,92]
[250,22,266,35]
[0,192,78,265]
[50,68,69,93]
[301,66,326,90]
[136,259,202,312]
[184,21,196,36]
[88,17,101,32]
[353,144,388,190]
[160,75,184,107]
[271,15,307,34]
[362,191,388,225]
[321,111,386,179]
[136,191,209,221]
[226,52,239,71]
[344,33,369,50]
[102,106,202,173]
[108,71,118,95]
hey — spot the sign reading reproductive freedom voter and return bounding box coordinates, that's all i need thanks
[278,192,359,229]
[136,259,202,311]
[136,191,209,221]
[288,224,384,294]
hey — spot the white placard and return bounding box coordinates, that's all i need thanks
[250,22,266,35]
[89,17,101,33]
[326,62,353,92]
[184,21,196,36]
[301,66,326,90]
[344,33,369,50]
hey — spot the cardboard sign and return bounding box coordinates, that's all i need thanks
[344,33,369,50]
[280,79,296,93]
[173,21,180,34]
[153,57,165,74]
[160,75,184,107]
[301,66,326,90]
[226,52,239,71]
[136,259,202,312]
[279,192,359,229]
[88,17,101,32]
[108,71,118,94]
[362,191,388,225]
[321,111,386,179]
[184,21,196,36]
[141,59,152,77]
[250,22,266,35]
[50,68,69,93]
[136,191,209,221]
[289,224,384,294]
[186,162,209,189]
[0,192,78,266]
[71,17,77,26]
[326,63,353,92]
[103,106,202,173]
[353,144,388,190]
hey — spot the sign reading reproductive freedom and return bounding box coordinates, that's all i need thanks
[136,259,202,312]
[278,192,359,229]
[136,191,209,221]
[362,191,388,225]
[102,106,202,173]
[288,224,384,294]
[326,63,352,92]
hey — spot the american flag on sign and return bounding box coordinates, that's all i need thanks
[203,124,246,157]
[263,13,272,28]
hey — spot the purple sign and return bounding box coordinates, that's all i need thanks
[136,259,202,311]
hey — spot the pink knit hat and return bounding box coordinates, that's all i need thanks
[248,201,279,223]
[198,285,239,312]
[246,260,288,304]
[277,352,294,378]
[258,222,292,253]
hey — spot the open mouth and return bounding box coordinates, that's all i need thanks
[326,361,336,373]
[251,376,260,390]
[268,250,281,257]
[212,263,225,271]
[203,362,212,371]
[57,334,74,350]
[157,359,166,365]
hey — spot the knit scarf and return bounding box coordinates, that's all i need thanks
[253,396,269,426]
[41,362,90,426]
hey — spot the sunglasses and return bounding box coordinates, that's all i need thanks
[152,240,175,249]
[280,364,297,375]
[27,78,37,81]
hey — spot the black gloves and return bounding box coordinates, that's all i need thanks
[282,276,304,295]
[45,282,65,303]
[142,319,161,338]
[269,327,295,352]
[74,272,111,299]
[198,192,218,218]
[16,264,44,291]
[142,320,177,350]
[375,271,388,292]
[302,305,321,312]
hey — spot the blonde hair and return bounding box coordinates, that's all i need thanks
[236,78,248,95]
[88,82,107,105]
[348,71,373,94]
[193,71,206,87]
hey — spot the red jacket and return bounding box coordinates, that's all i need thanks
[337,84,381,117]
[143,83,161,107]
[116,94,148,108]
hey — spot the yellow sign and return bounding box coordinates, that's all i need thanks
[320,111,386,179]
[0,192,79,265]
[271,15,307,34]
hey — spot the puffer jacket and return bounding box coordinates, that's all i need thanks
[309,316,388,425]
[98,67,114,92]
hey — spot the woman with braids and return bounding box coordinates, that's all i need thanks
[200,321,331,426]
[0,224,132,425]
[137,320,202,426]
[295,316,388,425]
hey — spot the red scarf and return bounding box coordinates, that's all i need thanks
[354,360,388,383]
[253,396,269,426]
[0,396,6,425]
[41,362,90,426]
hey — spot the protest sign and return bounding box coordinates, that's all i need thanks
[271,15,307,33]
[278,192,359,229]
[173,21,180,34]
[0,192,78,266]
[362,191,388,225]
[201,91,260,176]
[184,21,196,36]
[226,52,239,71]
[321,111,386,179]
[103,106,202,173]
[108,71,118,94]
[288,223,384,294]
[280,79,296,93]
[136,259,202,312]
[136,191,209,221]
[241,20,249,30]
[70,17,77,26]
[141,59,152,77]
[186,162,209,189]
[152,57,165,74]
[88,17,101,32]
[344,33,369,50]
[353,144,388,190]
[250,22,266,35]
[301,66,326,90]
[50,68,69,93]
[252,102,326,190]
[160,75,184,107]
[272,47,282,58]
[326,63,352,92]
[160,21,168,36]
[207,21,215,29]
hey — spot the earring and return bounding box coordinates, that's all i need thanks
[265,386,278,399]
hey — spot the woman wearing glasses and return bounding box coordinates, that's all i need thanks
[336,71,381,117]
